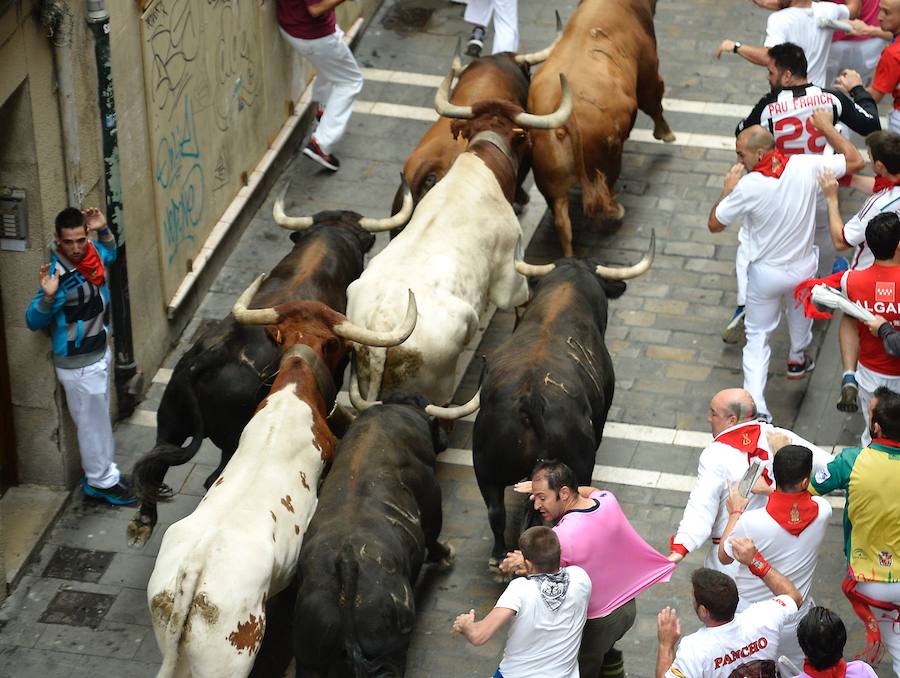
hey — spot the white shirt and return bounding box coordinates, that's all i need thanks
[724,496,831,608]
[673,421,833,555]
[666,595,799,678]
[496,565,591,678]
[843,186,900,270]
[764,3,850,88]
[715,154,847,268]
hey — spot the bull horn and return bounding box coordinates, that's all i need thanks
[333,289,418,347]
[515,261,556,277]
[514,11,563,65]
[273,184,314,230]
[358,174,414,231]
[425,391,481,420]
[434,67,474,119]
[594,230,656,281]
[513,73,572,130]
[451,36,463,75]
[349,368,379,411]
[232,274,280,325]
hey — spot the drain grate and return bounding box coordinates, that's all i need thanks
[39,589,116,628]
[42,546,114,583]
[381,4,434,31]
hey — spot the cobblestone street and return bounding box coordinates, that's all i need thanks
[0,0,892,676]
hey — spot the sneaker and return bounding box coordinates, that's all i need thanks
[831,257,849,274]
[787,354,815,379]
[466,26,485,57]
[82,477,139,506]
[837,373,859,412]
[758,412,774,425]
[722,305,745,344]
[302,138,340,172]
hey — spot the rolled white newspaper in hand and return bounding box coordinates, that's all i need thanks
[810,284,876,322]
[817,17,854,32]
[778,655,802,676]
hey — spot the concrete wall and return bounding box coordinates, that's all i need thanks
[0,0,382,491]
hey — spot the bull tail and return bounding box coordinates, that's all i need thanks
[156,558,203,678]
[335,546,374,678]
[567,111,615,218]
[133,379,205,503]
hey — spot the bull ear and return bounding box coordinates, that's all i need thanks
[430,416,449,454]
[601,279,627,300]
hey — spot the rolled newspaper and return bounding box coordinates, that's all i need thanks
[810,284,876,322]
[817,17,854,32]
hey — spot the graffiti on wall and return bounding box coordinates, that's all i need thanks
[141,0,265,300]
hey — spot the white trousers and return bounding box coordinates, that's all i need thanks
[280,26,363,155]
[464,0,519,54]
[743,256,817,417]
[857,581,900,677]
[890,109,900,135]
[856,364,900,446]
[55,347,120,489]
[826,38,886,87]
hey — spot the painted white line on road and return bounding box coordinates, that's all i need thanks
[436,447,848,509]
[360,67,750,119]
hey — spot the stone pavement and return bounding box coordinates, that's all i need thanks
[0,0,892,676]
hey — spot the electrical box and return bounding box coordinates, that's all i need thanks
[0,188,26,252]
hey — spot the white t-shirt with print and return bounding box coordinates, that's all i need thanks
[665,595,798,678]
[715,154,846,268]
[843,186,900,271]
[764,3,850,88]
[496,565,591,678]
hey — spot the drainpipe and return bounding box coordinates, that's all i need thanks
[86,0,140,417]
[40,0,83,207]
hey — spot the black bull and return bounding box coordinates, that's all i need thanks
[293,395,452,678]
[127,215,375,547]
[473,259,627,564]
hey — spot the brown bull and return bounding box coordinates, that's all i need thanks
[528,0,675,257]
[391,22,562,215]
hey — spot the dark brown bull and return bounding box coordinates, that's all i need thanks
[528,0,675,256]
[390,21,562,216]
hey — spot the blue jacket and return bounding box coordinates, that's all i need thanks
[26,238,116,369]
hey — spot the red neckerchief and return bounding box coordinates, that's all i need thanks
[873,176,900,193]
[802,658,847,678]
[71,242,105,287]
[715,422,773,486]
[840,573,900,666]
[793,271,846,321]
[765,490,818,536]
[871,437,900,450]
[752,149,790,178]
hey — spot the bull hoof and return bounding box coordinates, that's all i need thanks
[654,128,676,143]
[605,203,626,221]
[513,201,526,216]
[126,512,154,548]
[428,541,456,570]
[488,561,512,584]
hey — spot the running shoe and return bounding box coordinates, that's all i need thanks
[722,305,745,344]
[836,373,859,412]
[786,354,815,379]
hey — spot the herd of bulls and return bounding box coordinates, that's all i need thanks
[132,1,673,675]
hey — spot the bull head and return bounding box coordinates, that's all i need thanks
[514,230,656,280]
[514,11,563,65]
[232,274,418,348]
[349,370,481,421]
[434,70,572,130]
[273,175,414,233]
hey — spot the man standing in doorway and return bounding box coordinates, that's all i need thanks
[277,0,364,172]
[25,207,136,506]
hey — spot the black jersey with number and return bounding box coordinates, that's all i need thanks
[735,84,880,155]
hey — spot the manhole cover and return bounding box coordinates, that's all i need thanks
[39,589,116,628]
[381,4,433,31]
[42,545,114,583]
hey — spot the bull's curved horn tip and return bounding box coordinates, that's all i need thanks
[555,10,562,31]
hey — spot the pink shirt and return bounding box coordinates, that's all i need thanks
[554,490,675,618]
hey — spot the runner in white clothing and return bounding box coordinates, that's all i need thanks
[668,389,833,575]
[819,130,900,413]
[718,445,832,675]
[709,113,865,419]
[452,526,591,678]
[715,0,859,88]
[656,536,804,678]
